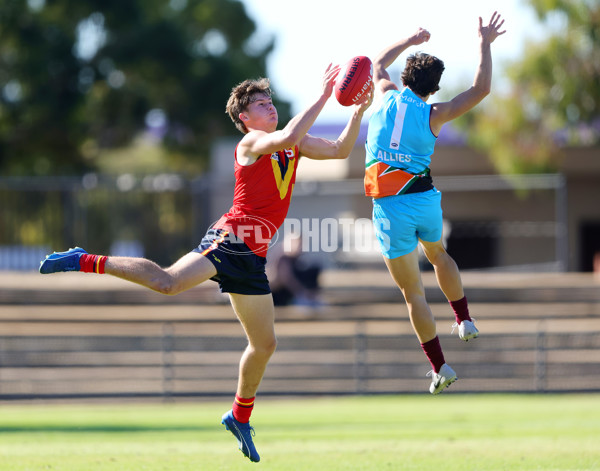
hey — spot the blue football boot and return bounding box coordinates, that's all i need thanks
[39,247,88,274]
[221,410,260,462]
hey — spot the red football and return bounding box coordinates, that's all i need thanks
[334,56,373,107]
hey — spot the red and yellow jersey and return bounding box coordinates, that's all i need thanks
[213,145,299,256]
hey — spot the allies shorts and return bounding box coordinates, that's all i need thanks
[193,228,271,295]
[372,188,443,259]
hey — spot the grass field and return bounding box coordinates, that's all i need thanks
[0,394,598,471]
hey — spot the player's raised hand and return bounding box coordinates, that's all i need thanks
[410,27,431,46]
[354,88,373,113]
[479,11,506,44]
[322,63,341,98]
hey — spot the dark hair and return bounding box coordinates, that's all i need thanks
[401,53,445,97]
[226,78,272,134]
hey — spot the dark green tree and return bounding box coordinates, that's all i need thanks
[0,0,290,175]
[457,0,600,174]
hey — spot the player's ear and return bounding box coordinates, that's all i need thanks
[239,112,249,123]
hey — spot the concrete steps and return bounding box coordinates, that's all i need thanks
[1,270,599,306]
[1,269,599,399]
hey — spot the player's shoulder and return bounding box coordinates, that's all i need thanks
[239,128,269,145]
[238,129,272,156]
[429,100,452,119]
[236,132,267,166]
[375,82,399,100]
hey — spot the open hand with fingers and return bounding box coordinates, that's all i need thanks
[322,63,341,99]
[479,11,506,44]
[355,88,373,114]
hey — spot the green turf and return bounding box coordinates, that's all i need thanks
[0,394,598,470]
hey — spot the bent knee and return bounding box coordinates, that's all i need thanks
[423,244,450,265]
[263,336,278,356]
[403,291,428,308]
[253,337,278,357]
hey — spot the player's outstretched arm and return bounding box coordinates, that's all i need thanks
[299,90,373,160]
[239,64,340,159]
[430,12,506,135]
[372,28,431,98]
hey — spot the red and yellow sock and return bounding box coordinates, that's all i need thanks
[232,394,255,423]
[79,254,108,274]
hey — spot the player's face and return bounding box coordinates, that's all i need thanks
[244,93,278,131]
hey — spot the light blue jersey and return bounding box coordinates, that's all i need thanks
[365,87,437,174]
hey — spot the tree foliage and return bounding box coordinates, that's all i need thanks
[458,0,600,174]
[0,0,289,175]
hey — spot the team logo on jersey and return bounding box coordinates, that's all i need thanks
[271,147,297,200]
[271,149,294,162]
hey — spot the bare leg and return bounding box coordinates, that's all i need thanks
[420,238,464,302]
[228,293,277,398]
[105,251,217,295]
[383,248,436,343]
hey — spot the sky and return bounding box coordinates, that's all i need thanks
[241,0,547,123]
